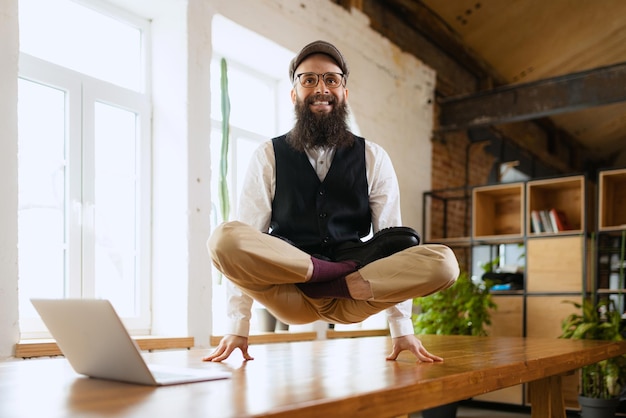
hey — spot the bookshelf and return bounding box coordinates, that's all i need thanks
[524,175,590,409]
[425,174,592,410]
[596,231,626,309]
[598,168,626,232]
[526,175,588,235]
[472,182,524,241]
[526,235,589,293]
[422,186,471,245]
[595,168,626,316]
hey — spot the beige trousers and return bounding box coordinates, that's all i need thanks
[208,221,459,325]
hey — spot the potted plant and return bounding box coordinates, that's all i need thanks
[560,297,626,418]
[413,270,497,417]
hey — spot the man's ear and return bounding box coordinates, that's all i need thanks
[290,88,297,104]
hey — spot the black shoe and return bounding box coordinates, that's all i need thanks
[267,232,297,247]
[332,227,421,267]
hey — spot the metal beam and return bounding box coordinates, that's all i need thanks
[439,62,626,131]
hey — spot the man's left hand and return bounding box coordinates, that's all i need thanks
[386,335,443,362]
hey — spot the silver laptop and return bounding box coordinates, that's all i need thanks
[31,298,231,386]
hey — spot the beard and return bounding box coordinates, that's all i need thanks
[286,93,354,151]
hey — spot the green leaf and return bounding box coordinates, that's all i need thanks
[559,297,626,398]
[413,270,494,337]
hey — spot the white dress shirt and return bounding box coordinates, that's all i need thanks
[225,139,415,339]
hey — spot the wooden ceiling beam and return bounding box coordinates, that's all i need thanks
[381,0,500,84]
[361,0,478,96]
[333,0,363,11]
[439,62,626,131]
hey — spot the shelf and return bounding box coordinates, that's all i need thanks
[210,332,317,346]
[596,228,625,297]
[423,174,593,409]
[424,237,471,246]
[598,168,626,231]
[423,186,471,242]
[526,175,587,235]
[526,235,588,293]
[16,336,195,358]
[472,182,524,239]
[471,236,525,245]
[597,289,626,294]
[490,289,525,296]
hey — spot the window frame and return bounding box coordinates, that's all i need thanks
[17,4,152,337]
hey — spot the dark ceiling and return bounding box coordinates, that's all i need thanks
[349,0,626,170]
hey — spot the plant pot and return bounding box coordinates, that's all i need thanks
[255,308,277,332]
[275,320,289,331]
[421,402,458,418]
[578,395,620,418]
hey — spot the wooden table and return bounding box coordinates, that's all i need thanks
[1,335,625,418]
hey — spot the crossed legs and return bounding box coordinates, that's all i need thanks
[208,221,459,323]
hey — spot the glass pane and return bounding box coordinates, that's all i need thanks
[210,59,276,137]
[209,129,263,225]
[210,127,226,224]
[19,0,143,91]
[17,79,67,320]
[94,102,139,316]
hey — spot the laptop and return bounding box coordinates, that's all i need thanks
[31,298,232,386]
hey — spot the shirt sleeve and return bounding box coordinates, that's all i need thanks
[223,141,276,338]
[237,141,275,230]
[224,280,253,336]
[365,141,415,338]
[386,299,416,338]
[365,141,402,233]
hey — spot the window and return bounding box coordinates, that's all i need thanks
[18,0,151,337]
[209,16,294,334]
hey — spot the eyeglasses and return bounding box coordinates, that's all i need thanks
[294,72,346,89]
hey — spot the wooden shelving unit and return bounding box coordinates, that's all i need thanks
[526,175,588,235]
[526,235,589,293]
[595,168,626,316]
[598,168,626,232]
[426,174,594,410]
[472,182,524,241]
[462,182,526,406]
[524,175,589,409]
[422,186,471,245]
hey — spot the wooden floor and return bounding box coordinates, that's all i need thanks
[415,408,527,417]
[412,403,596,417]
[453,409,529,418]
[411,404,531,417]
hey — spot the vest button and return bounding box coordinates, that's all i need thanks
[319,212,327,218]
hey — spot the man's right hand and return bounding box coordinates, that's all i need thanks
[202,334,254,362]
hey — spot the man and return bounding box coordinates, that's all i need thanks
[205,40,459,363]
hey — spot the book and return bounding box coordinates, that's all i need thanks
[539,210,554,233]
[549,208,571,231]
[530,210,543,233]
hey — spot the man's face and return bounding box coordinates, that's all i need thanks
[290,53,349,114]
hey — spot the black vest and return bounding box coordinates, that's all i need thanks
[270,135,371,257]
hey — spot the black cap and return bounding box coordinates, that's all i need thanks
[289,40,350,82]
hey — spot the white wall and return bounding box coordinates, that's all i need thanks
[209,0,436,228]
[0,0,20,359]
[0,0,434,358]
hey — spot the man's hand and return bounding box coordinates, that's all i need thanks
[203,334,254,362]
[386,335,443,363]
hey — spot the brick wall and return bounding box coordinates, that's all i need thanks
[428,130,496,273]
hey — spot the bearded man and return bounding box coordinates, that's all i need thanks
[205,40,459,363]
